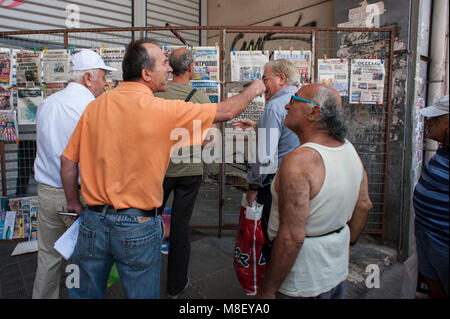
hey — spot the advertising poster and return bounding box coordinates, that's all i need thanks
[230,50,269,82]
[350,59,385,104]
[318,58,349,96]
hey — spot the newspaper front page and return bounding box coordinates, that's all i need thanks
[230,50,269,82]
[16,51,42,88]
[274,50,311,84]
[189,80,220,103]
[350,59,385,104]
[318,58,349,96]
[42,49,70,84]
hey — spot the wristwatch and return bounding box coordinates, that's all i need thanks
[248,184,259,191]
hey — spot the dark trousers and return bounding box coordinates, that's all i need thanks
[16,140,37,196]
[257,183,273,242]
[159,175,203,295]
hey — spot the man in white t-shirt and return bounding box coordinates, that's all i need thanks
[32,49,116,299]
[256,84,372,299]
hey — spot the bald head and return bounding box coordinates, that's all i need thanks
[296,83,347,142]
[169,47,195,77]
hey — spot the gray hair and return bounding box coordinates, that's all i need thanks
[169,50,194,76]
[68,68,100,83]
[265,59,299,86]
[311,86,347,142]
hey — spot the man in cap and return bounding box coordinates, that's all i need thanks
[32,49,116,299]
[413,95,449,298]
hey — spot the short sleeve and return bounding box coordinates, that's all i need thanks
[174,101,217,147]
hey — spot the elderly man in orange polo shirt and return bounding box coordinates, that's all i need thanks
[60,39,265,299]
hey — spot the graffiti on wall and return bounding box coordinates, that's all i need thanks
[230,13,317,59]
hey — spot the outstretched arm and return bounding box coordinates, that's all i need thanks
[213,79,265,123]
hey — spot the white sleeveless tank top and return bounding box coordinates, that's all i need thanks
[267,140,363,297]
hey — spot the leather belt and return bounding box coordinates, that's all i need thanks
[306,225,345,238]
[87,205,159,218]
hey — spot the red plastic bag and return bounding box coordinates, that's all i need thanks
[234,194,267,295]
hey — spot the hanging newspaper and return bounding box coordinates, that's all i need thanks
[163,45,220,82]
[44,82,66,98]
[0,110,18,141]
[274,50,311,84]
[42,49,70,84]
[350,59,385,104]
[192,47,219,81]
[318,58,349,96]
[231,50,269,82]
[17,89,42,125]
[16,51,42,88]
[189,80,220,103]
[227,92,265,123]
[0,48,12,86]
[100,47,125,87]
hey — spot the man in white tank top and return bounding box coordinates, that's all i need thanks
[256,84,373,299]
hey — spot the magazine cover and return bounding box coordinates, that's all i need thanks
[12,210,23,239]
[3,211,16,240]
[0,211,5,238]
[0,110,19,141]
[0,48,12,86]
[0,88,12,111]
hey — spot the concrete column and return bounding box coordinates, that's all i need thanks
[425,0,449,162]
[132,0,147,39]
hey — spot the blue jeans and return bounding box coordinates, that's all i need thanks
[68,208,163,299]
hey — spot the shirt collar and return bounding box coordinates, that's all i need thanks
[269,85,298,101]
[115,81,155,96]
[66,81,96,99]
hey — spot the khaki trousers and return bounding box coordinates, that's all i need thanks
[32,183,82,299]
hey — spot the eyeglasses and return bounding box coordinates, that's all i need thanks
[262,74,279,82]
[290,95,324,112]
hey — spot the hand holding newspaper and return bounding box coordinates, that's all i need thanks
[54,213,83,260]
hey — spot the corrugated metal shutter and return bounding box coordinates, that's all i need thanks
[0,0,132,31]
[0,1,132,197]
[146,0,200,47]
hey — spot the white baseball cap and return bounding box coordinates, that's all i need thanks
[70,49,118,72]
[420,95,449,118]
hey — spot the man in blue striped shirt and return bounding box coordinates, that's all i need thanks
[413,95,449,299]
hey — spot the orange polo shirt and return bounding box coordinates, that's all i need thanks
[63,81,217,210]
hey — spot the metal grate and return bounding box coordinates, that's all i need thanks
[0,26,394,241]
